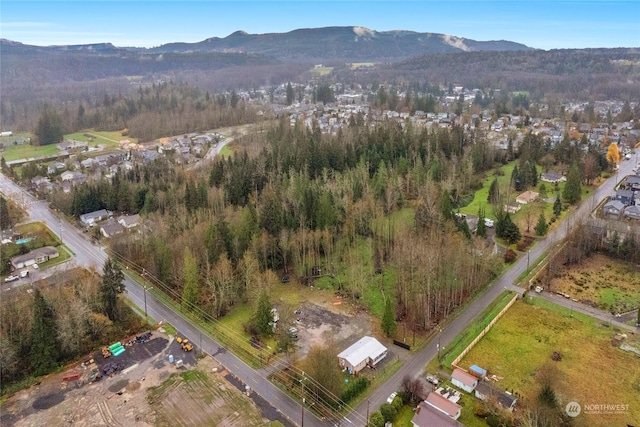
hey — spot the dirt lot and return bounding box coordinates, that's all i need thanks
[292,299,372,358]
[0,329,277,427]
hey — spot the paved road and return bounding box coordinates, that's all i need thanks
[2,156,637,426]
[532,290,638,333]
[0,172,325,427]
[349,157,639,422]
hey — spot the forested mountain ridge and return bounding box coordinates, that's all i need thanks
[142,26,531,61]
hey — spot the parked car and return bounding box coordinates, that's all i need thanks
[4,275,19,283]
[387,391,398,404]
[32,263,39,270]
[426,374,440,385]
[20,270,29,278]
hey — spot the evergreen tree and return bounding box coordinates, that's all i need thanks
[34,105,64,146]
[0,196,11,230]
[29,289,60,376]
[440,189,453,221]
[476,207,487,238]
[381,297,397,337]
[512,164,524,191]
[487,177,500,204]
[458,219,472,240]
[100,257,125,321]
[503,215,522,244]
[181,247,199,311]
[534,212,549,236]
[285,82,294,106]
[553,194,562,217]
[563,164,581,205]
[255,291,273,337]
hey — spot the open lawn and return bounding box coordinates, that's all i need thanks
[350,63,375,69]
[432,291,516,372]
[1,141,59,162]
[459,298,640,427]
[549,253,640,314]
[218,144,234,158]
[460,160,597,237]
[459,162,517,219]
[311,67,333,76]
[65,129,136,149]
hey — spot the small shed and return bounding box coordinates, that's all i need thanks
[337,336,387,374]
[451,368,479,393]
[469,365,487,379]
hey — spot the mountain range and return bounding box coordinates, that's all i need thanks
[1,26,531,62]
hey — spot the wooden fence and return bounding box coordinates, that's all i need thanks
[451,293,518,369]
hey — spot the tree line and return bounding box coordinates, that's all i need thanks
[0,259,135,394]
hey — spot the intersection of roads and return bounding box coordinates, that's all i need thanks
[1,152,637,426]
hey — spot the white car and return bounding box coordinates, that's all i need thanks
[20,270,29,278]
[4,275,19,283]
[387,391,398,404]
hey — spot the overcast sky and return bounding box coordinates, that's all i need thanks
[1,1,638,49]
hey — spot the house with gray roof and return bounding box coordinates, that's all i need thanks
[80,209,111,226]
[11,246,59,269]
[603,200,625,217]
[623,205,640,220]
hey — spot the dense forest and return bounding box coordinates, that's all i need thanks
[40,105,609,336]
[0,265,145,394]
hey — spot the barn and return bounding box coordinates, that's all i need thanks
[337,336,387,374]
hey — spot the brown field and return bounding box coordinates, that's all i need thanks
[549,253,640,314]
[148,359,266,427]
[459,299,640,427]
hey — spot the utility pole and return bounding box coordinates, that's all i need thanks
[143,285,153,318]
[366,399,370,427]
[301,398,305,427]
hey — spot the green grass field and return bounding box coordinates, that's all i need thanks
[549,253,640,314]
[218,144,234,158]
[311,67,334,76]
[0,129,133,162]
[433,291,516,372]
[1,141,59,162]
[350,63,375,69]
[459,160,596,236]
[65,129,136,149]
[459,298,640,427]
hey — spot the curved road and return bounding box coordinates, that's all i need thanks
[1,156,636,426]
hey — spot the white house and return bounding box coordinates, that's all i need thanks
[516,190,539,205]
[451,368,479,393]
[80,209,111,226]
[337,336,387,374]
